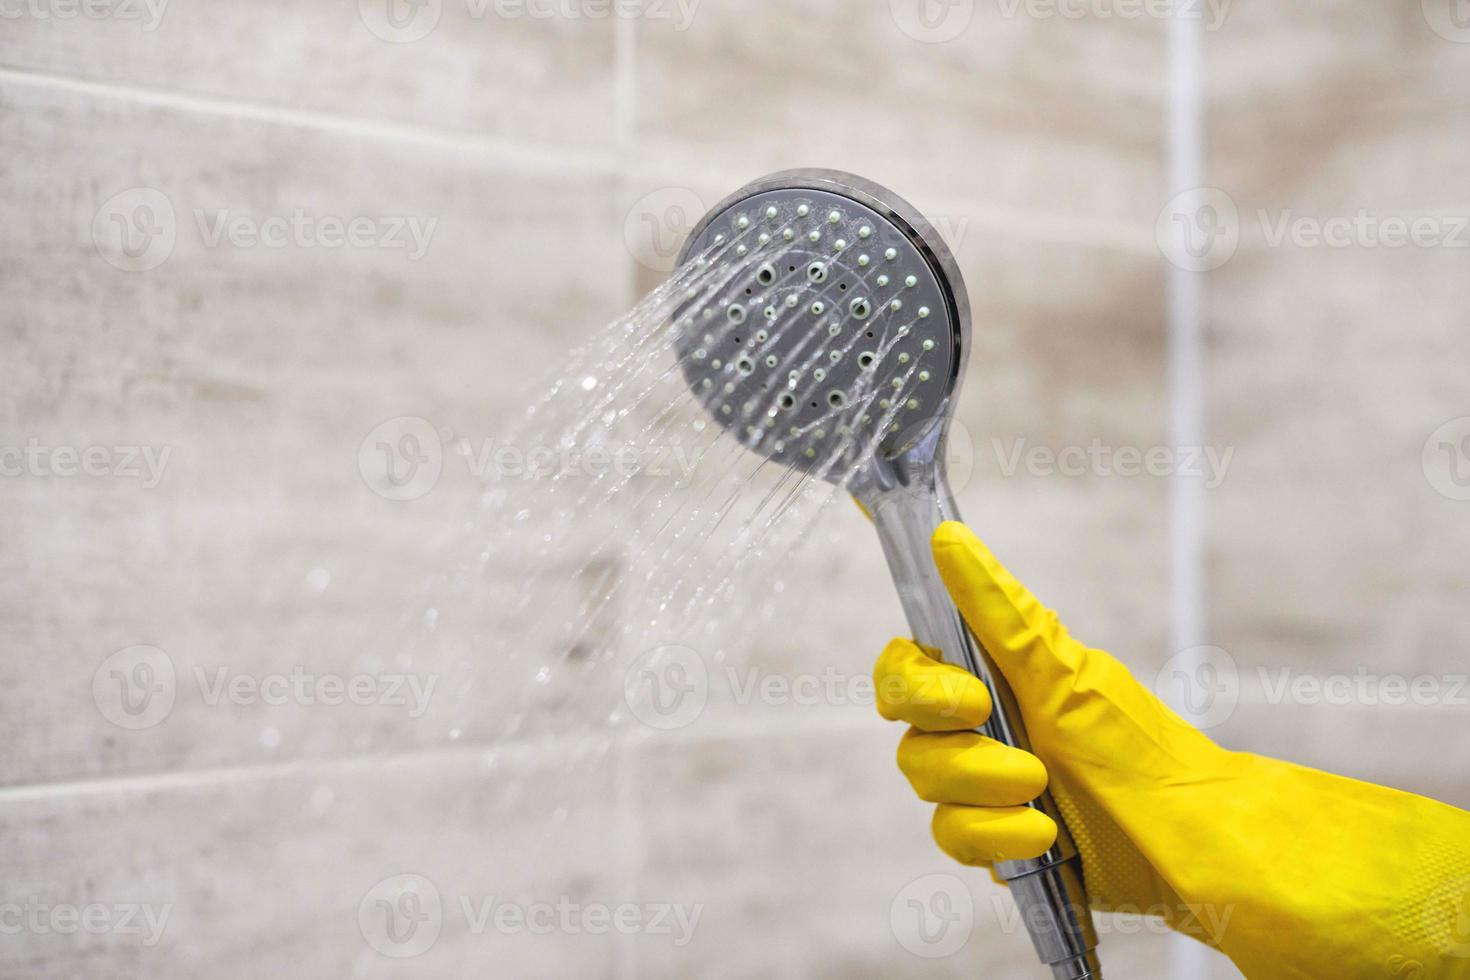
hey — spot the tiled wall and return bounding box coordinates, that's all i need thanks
[4,1,1461,978]
[1202,3,1470,810]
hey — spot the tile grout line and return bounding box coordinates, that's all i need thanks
[0,710,879,803]
[0,64,623,181]
[0,64,1162,256]
[1165,7,1215,980]
[615,732,642,980]
[612,18,640,978]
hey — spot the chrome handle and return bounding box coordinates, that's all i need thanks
[860,469,1101,979]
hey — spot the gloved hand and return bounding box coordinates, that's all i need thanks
[875,521,1470,980]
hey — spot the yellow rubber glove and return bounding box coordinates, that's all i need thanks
[875,521,1470,980]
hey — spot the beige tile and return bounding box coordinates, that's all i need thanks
[1215,698,1470,811]
[630,724,1196,978]
[0,744,630,979]
[0,80,631,783]
[1207,3,1470,214]
[1201,1,1470,807]
[633,0,1166,226]
[1207,245,1470,681]
[948,234,1170,670]
[0,0,620,149]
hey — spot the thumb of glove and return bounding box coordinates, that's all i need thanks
[930,521,1215,778]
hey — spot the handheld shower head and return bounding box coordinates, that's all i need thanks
[673,170,967,482]
[673,170,1102,980]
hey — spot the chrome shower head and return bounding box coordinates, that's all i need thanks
[669,169,1103,980]
[672,169,969,485]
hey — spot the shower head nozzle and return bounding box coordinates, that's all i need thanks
[673,169,970,484]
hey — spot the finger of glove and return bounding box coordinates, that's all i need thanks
[873,637,992,731]
[931,803,1058,866]
[930,523,1087,710]
[898,728,1048,807]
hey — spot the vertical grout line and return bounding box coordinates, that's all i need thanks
[1166,5,1214,980]
[613,13,640,312]
[614,14,638,154]
[610,20,639,973]
[614,736,643,980]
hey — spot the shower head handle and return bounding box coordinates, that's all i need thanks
[672,168,1101,977]
[855,457,1101,980]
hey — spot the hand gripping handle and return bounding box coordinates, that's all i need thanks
[868,489,1102,980]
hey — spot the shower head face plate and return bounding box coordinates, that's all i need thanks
[673,179,964,483]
